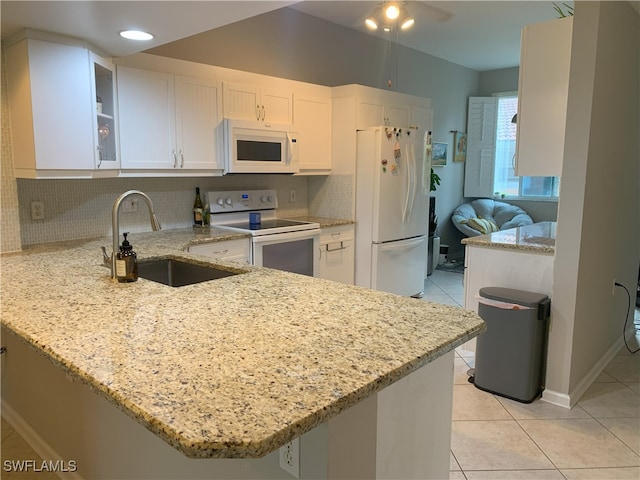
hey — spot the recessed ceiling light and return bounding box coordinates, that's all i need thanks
[119,30,154,41]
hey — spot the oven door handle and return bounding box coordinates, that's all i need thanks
[251,228,321,244]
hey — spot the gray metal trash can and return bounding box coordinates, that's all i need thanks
[471,287,551,403]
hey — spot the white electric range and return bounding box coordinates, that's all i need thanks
[207,190,320,276]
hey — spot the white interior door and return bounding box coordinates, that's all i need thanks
[371,236,427,296]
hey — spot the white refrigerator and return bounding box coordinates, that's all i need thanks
[355,126,432,297]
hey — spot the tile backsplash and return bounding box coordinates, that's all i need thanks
[308,174,354,220]
[17,175,310,246]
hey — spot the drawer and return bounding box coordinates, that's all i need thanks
[189,238,251,264]
[320,224,354,244]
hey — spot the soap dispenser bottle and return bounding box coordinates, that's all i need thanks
[115,232,138,283]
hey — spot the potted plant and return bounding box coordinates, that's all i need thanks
[427,168,441,276]
[430,167,441,193]
[429,168,440,235]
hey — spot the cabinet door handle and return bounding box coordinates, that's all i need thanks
[326,242,346,252]
[180,150,185,168]
[256,104,260,121]
[172,150,178,168]
[96,146,103,168]
[261,105,266,122]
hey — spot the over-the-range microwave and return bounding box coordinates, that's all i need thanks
[223,118,299,174]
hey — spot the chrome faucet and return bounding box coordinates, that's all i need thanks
[107,190,161,279]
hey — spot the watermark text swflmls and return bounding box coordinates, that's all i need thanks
[3,459,78,473]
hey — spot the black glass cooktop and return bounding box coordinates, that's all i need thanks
[221,219,310,231]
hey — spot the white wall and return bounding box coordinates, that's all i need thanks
[546,1,640,405]
[477,66,520,96]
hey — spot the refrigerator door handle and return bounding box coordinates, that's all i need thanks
[407,144,417,222]
[379,236,425,252]
[402,154,410,224]
[402,143,416,224]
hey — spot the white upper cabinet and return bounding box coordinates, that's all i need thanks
[90,53,119,172]
[356,93,411,129]
[331,84,432,176]
[175,76,223,171]
[117,67,175,170]
[117,66,223,173]
[223,82,292,124]
[410,105,434,133]
[515,16,573,177]
[333,85,428,130]
[5,37,113,178]
[293,89,332,173]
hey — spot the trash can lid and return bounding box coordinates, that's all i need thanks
[479,287,549,307]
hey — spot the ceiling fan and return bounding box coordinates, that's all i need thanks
[363,1,454,32]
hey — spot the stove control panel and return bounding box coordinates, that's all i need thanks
[207,190,278,214]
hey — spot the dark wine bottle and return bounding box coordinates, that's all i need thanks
[193,187,204,226]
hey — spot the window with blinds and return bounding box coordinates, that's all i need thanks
[464,95,559,200]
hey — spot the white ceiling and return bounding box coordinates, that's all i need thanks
[0,1,295,57]
[290,1,561,71]
[1,1,577,71]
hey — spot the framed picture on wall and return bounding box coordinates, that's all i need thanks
[454,132,467,162]
[432,142,448,167]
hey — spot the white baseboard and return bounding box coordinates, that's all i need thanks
[1,400,84,480]
[540,389,572,408]
[542,335,627,409]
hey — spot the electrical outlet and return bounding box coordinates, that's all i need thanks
[31,201,45,220]
[279,438,300,478]
[289,189,296,203]
[121,199,138,213]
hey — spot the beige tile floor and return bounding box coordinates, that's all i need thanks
[1,416,59,480]
[1,270,638,480]
[426,268,640,480]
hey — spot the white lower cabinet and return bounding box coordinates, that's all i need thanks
[462,244,554,352]
[318,224,355,284]
[188,238,251,265]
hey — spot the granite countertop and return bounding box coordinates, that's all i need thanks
[1,227,484,459]
[461,221,557,254]
[286,216,356,228]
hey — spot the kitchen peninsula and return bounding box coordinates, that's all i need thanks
[1,228,484,479]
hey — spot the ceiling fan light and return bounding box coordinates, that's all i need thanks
[400,17,414,30]
[398,4,414,30]
[385,4,400,20]
[365,17,378,30]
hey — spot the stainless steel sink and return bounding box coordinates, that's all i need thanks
[138,258,242,287]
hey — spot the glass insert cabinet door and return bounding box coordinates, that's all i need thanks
[91,53,119,169]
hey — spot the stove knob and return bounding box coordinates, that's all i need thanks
[267,195,273,203]
[225,198,233,205]
[260,196,268,203]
